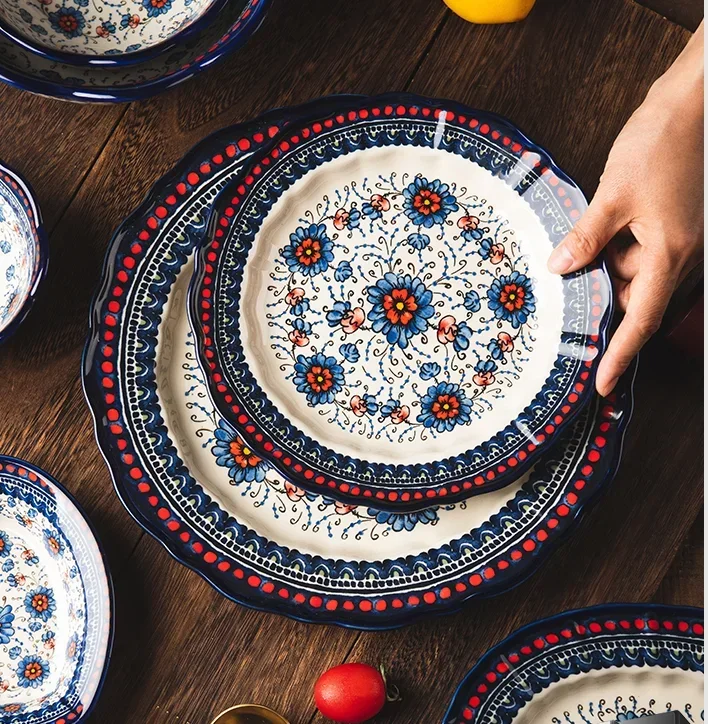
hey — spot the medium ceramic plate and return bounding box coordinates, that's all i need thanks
[443,604,704,724]
[0,161,47,345]
[190,94,613,511]
[84,97,632,629]
[0,456,112,721]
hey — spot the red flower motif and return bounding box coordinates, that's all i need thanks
[306,365,334,393]
[499,283,527,313]
[457,215,480,231]
[333,208,350,230]
[228,438,263,472]
[340,306,365,334]
[285,481,305,501]
[350,395,368,417]
[497,332,514,353]
[285,287,305,307]
[128,14,140,27]
[390,405,410,424]
[294,237,322,267]
[334,501,356,515]
[489,243,505,264]
[431,394,461,421]
[473,369,496,387]
[413,189,442,217]
[369,194,390,212]
[437,315,458,344]
[288,328,309,347]
[96,25,110,37]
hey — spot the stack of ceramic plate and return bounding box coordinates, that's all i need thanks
[84,93,625,629]
[0,0,271,101]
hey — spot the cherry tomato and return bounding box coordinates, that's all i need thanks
[314,663,387,723]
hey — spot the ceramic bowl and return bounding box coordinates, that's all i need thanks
[444,604,704,724]
[0,455,113,721]
[83,98,634,629]
[0,161,47,345]
[0,0,270,101]
[189,93,613,511]
[0,0,230,67]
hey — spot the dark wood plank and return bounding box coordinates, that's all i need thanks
[633,0,703,31]
[654,512,704,607]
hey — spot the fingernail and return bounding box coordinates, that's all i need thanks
[548,245,575,274]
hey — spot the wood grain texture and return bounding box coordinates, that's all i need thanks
[0,0,701,722]
[633,0,703,30]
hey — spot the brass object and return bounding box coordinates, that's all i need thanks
[210,704,290,724]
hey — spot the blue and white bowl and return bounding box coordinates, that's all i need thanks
[0,0,230,67]
[0,162,47,345]
[0,456,112,721]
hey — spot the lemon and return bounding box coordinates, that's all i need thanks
[443,0,536,23]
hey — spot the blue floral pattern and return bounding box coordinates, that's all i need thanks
[212,419,269,484]
[264,173,537,443]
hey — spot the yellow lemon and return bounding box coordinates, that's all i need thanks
[443,0,536,23]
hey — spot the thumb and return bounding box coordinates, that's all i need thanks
[547,185,625,274]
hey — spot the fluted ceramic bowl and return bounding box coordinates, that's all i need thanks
[0,0,230,66]
[0,161,47,345]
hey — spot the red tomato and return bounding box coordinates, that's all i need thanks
[314,663,387,723]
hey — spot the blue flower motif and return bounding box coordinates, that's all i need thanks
[25,587,55,621]
[368,507,439,532]
[417,382,473,433]
[474,359,498,379]
[407,232,430,251]
[420,362,441,381]
[463,290,481,313]
[3,559,13,571]
[380,399,399,416]
[285,289,309,316]
[334,260,353,282]
[352,394,378,416]
[402,177,458,228]
[281,224,334,277]
[120,12,133,27]
[44,529,63,557]
[452,321,474,353]
[48,7,85,38]
[367,272,435,349]
[16,655,49,688]
[212,419,269,484]
[28,620,42,632]
[361,195,389,220]
[0,239,10,253]
[487,271,536,328]
[0,604,15,645]
[617,714,639,722]
[290,317,311,335]
[9,646,21,660]
[0,530,12,558]
[6,265,15,282]
[293,352,345,405]
[142,0,172,17]
[333,206,361,230]
[327,300,352,327]
[100,20,116,32]
[339,343,360,363]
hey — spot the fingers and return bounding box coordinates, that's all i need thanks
[595,252,678,395]
[548,185,625,275]
[606,237,641,282]
[613,278,632,312]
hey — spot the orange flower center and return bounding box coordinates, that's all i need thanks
[229,440,262,469]
[295,238,321,266]
[432,395,460,420]
[60,15,78,31]
[383,288,417,326]
[24,663,43,681]
[32,595,48,612]
[413,189,442,215]
[306,365,333,393]
[500,284,525,312]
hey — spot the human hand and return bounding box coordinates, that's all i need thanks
[547,22,704,396]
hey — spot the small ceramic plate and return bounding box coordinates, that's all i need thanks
[0,161,47,345]
[84,98,633,629]
[0,0,231,66]
[0,456,112,721]
[190,94,613,510]
[443,604,704,724]
[0,0,270,102]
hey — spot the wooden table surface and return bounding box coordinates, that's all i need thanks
[0,1,703,722]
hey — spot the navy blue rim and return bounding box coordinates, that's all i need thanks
[442,602,705,724]
[189,91,615,511]
[0,454,115,722]
[0,0,234,67]
[83,95,628,630]
[0,160,49,346]
[0,0,270,102]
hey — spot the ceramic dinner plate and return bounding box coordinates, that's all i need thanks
[443,604,704,724]
[189,94,613,511]
[0,456,112,722]
[84,97,632,629]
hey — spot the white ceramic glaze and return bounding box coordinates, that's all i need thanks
[0,190,33,335]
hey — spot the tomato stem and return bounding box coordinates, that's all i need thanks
[379,664,402,703]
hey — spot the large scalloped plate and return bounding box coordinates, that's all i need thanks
[189,93,613,512]
[443,604,704,724]
[0,456,112,722]
[83,96,633,630]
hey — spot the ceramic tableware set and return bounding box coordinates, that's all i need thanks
[1,84,703,721]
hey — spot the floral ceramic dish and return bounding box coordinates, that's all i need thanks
[83,98,633,629]
[0,161,47,345]
[189,94,613,511]
[443,604,704,724]
[0,456,112,721]
[0,0,231,67]
[0,0,269,101]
